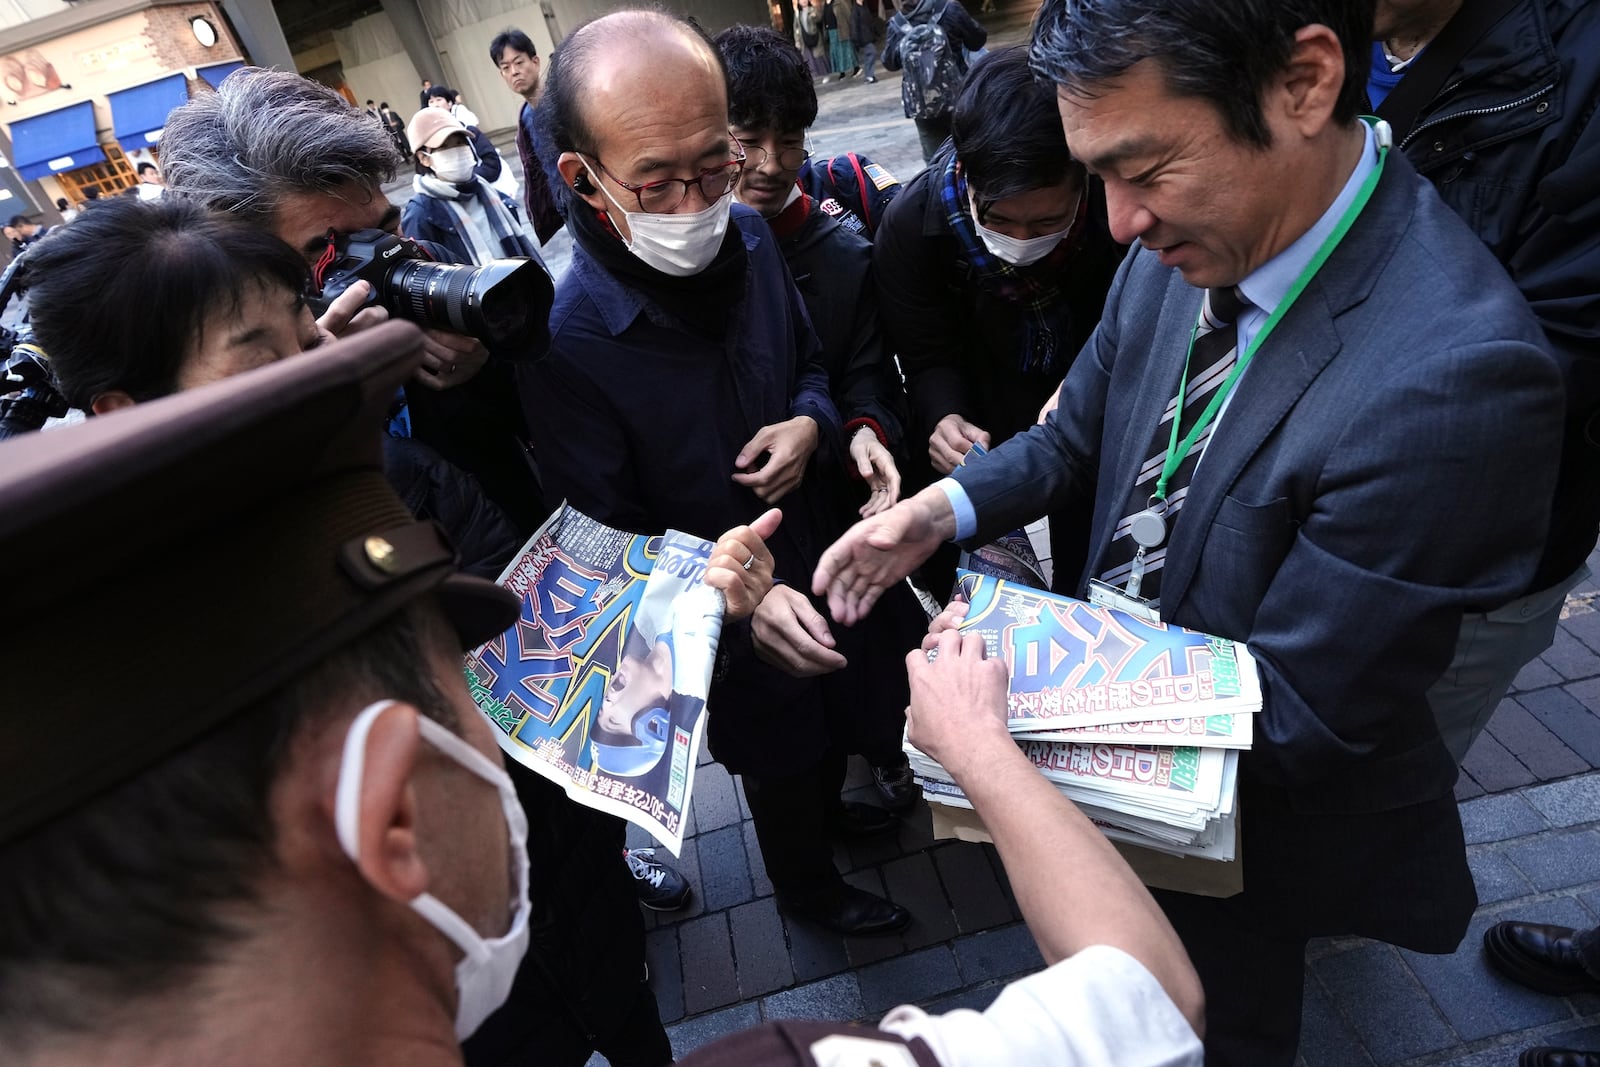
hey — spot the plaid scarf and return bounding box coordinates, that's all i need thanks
[939,152,1086,374]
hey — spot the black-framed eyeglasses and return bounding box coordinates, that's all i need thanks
[735,139,810,173]
[583,143,748,214]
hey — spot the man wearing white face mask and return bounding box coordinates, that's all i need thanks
[530,11,915,938]
[0,326,783,1067]
[403,108,540,266]
[874,46,1124,593]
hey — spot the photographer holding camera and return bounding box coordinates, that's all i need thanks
[158,67,553,534]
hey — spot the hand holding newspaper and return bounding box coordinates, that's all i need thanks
[463,504,725,855]
[907,570,1260,863]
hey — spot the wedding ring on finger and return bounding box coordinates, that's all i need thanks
[742,553,757,571]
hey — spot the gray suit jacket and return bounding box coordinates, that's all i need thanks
[953,147,1563,948]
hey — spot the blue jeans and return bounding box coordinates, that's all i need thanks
[857,40,878,78]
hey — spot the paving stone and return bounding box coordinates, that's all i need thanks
[697,739,716,766]
[626,821,652,850]
[932,841,1014,934]
[1458,793,1549,845]
[1543,629,1600,682]
[984,843,1024,921]
[696,825,755,913]
[1401,911,1571,1042]
[729,897,793,998]
[1526,684,1600,765]
[897,804,938,853]
[1461,732,1538,795]
[1561,608,1600,658]
[733,774,753,820]
[842,867,906,967]
[1298,970,1375,1067]
[666,1002,760,1059]
[951,922,1044,984]
[1455,774,1487,801]
[880,851,957,950]
[917,983,1005,1016]
[783,911,851,982]
[856,945,963,1014]
[742,819,773,899]
[692,761,744,833]
[846,821,915,870]
[1310,943,1454,1064]
[678,913,740,1016]
[1468,847,1536,905]
[1504,829,1600,891]
[654,834,707,925]
[1525,772,1600,827]
[1489,699,1590,781]
[761,973,865,1022]
[646,926,686,1024]
[1512,654,1565,694]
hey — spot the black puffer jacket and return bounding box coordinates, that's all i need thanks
[1382,0,1600,589]
[381,436,521,578]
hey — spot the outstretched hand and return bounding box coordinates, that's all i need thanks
[811,486,955,625]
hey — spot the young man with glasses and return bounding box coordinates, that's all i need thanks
[715,24,928,818]
[529,10,913,937]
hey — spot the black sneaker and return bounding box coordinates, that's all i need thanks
[870,754,919,811]
[624,848,692,911]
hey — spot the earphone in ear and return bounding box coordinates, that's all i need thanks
[573,172,596,194]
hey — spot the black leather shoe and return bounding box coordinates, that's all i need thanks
[871,754,919,811]
[1484,922,1600,995]
[826,800,899,838]
[1521,1047,1600,1067]
[780,883,912,936]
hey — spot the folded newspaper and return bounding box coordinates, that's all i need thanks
[908,570,1260,861]
[463,504,722,855]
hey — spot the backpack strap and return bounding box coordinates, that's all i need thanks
[845,152,873,230]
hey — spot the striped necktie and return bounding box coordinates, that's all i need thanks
[1098,285,1248,607]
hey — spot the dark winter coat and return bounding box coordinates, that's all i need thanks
[1381,0,1600,590]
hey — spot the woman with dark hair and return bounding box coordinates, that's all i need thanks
[873,45,1125,591]
[23,195,523,579]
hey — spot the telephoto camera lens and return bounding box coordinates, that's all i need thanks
[383,257,545,349]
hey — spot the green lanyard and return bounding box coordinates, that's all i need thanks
[1152,126,1390,504]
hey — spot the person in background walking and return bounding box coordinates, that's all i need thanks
[851,0,884,82]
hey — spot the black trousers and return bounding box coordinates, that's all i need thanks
[913,115,953,163]
[464,764,671,1067]
[1152,887,1310,1067]
[742,749,851,897]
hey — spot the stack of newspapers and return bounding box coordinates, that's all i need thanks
[907,570,1260,861]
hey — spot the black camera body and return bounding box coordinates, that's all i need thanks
[310,229,549,350]
[0,249,71,440]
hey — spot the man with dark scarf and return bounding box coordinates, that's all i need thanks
[873,45,1124,592]
[528,10,915,938]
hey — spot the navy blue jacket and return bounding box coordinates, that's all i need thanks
[1381,0,1600,589]
[528,206,844,775]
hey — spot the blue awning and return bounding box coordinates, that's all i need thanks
[197,61,245,89]
[108,73,190,152]
[8,102,106,181]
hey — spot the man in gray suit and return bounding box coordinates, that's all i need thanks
[814,0,1565,1062]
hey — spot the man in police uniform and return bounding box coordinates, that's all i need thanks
[0,324,1202,1066]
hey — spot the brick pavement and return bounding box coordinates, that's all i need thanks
[448,6,1600,1063]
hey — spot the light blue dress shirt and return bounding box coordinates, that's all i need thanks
[939,120,1386,543]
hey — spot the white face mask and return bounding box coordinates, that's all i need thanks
[427,146,478,185]
[335,700,531,1040]
[580,154,733,277]
[969,192,1070,267]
